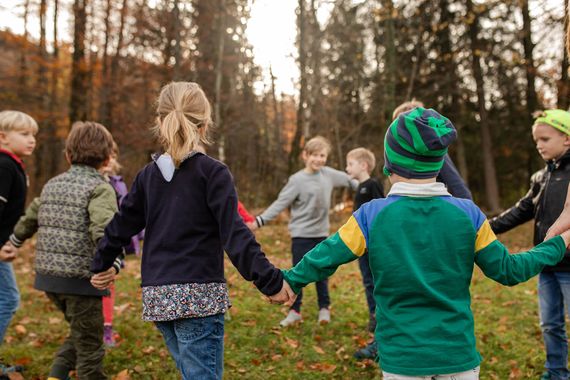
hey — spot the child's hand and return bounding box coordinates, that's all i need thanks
[246,222,258,232]
[267,281,296,306]
[0,242,18,262]
[547,204,570,240]
[90,267,117,290]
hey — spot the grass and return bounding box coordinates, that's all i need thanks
[0,214,552,379]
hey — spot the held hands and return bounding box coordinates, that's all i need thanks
[90,267,117,290]
[267,281,296,307]
[246,221,258,232]
[0,242,18,262]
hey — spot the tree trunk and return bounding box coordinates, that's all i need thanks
[35,0,49,186]
[69,0,89,125]
[467,0,500,212]
[290,0,307,174]
[214,0,226,161]
[559,0,569,109]
[48,0,62,178]
[105,0,128,131]
[18,0,30,97]
[381,0,396,118]
[172,0,182,80]
[521,0,540,117]
[99,0,112,125]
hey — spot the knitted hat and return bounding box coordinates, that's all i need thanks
[384,107,457,179]
[533,109,570,136]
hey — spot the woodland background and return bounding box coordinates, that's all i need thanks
[0,0,569,214]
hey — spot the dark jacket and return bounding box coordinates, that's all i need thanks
[490,150,570,272]
[0,150,27,247]
[437,154,472,200]
[353,178,384,211]
[91,153,283,296]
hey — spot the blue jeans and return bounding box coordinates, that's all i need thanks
[155,314,224,380]
[0,261,19,343]
[539,272,570,380]
[291,237,330,313]
[358,252,376,315]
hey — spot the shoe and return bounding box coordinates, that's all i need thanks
[280,310,302,327]
[103,325,116,347]
[540,372,551,380]
[353,340,378,360]
[318,308,330,325]
[368,313,376,332]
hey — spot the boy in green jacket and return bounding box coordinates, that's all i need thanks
[277,107,570,379]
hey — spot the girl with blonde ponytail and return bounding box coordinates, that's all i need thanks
[91,82,294,380]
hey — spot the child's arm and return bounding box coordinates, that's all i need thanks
[0,167,13,222]
[488,169,542,234]
[255,177,299,228]
[283,215,365,293]
[88,183,121,273]
[324,167,358,190]
[437,154,472,199]
[9,197,41,248]
[546,184,570,239]
[475,217,567,286]
[208,164,284,296]
[91,173,146,273]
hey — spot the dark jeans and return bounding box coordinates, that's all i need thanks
[358,252,376,315]
[155,314,225,380]
[291,237,330,313]
[45,292,106,380]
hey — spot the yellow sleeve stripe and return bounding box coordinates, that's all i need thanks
[475,220,497,253]
[338,216,367,257]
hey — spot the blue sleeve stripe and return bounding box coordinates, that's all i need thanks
[353,195,403,245]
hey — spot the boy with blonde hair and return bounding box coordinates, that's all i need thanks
[0,111,38,347]
[253,135,357,326]
[6,121,120,380]
[490,109,570,380]
[345,148,383,332]
[280,107,570,379]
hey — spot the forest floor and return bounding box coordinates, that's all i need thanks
[1,210,552,379]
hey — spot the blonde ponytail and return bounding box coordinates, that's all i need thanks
[153,82,212,168]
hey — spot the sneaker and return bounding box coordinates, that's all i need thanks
[103,325,115,347]
[280,310,302,327]
[318,308,330,325]
[540,372,551,380]
[353,340,378,360]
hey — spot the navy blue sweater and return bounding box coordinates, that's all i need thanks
[91,153,283,296]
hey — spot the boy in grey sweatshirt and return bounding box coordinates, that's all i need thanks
[253,136,356,326]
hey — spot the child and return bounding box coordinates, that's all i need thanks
[90,82,291,380]
[98,145,142,347]
[252,135,356,327]
[0,111,37,345]
[7,121,120,380]
[279,107,570,379]
[345,147,384,334]
[490,109,570,380]
[353,101,474,361]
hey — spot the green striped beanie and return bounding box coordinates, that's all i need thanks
[384,107,457,179]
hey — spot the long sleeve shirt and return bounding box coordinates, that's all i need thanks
[283,181,565,376]
[258,166,357,238]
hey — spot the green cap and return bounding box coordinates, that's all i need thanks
[533,109,570,136]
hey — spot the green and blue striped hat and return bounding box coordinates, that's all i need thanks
[384,107,457,179]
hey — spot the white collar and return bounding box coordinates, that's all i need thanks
[388,181,451,197]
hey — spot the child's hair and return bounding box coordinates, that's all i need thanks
[347,148,376,174]
[154,82,212,168]
[0,110,39,133]
[392,99,425,120]
[106,141,123,174]
[303,136,331,155]
[65,121,115,168]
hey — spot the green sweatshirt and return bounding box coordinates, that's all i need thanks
[283,182,566,376]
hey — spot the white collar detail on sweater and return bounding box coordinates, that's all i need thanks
[388,181,451,197]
